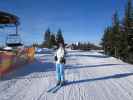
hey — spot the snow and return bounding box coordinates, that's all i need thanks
[3,46,12,50]
[1,50,133,100]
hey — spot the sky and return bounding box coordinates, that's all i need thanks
[0,0,128,46]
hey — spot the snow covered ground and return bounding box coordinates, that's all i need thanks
[1,50,133,100]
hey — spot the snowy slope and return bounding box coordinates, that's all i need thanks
[1,50,133,100]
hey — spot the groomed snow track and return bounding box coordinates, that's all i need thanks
[0,50,133,100]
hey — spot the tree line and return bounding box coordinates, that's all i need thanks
[42,28,64,48]
[101,0,133,63]
[71,42,101,50]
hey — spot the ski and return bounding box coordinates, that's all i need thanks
[52,82,67,93]
[52,84,62,93]
[47,81,68,93]
[47,85,59,93]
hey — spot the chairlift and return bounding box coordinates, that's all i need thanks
[0,11,23,47]
[6,34,23,47]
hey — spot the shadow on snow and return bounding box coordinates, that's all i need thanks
[66,54,110,58]
[65,64,125,70]
[0,52,129,81]
[1,59,55,80]
[66,72,133,86]
[1,61,127,81]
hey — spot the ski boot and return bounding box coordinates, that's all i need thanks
[56,81,60,86]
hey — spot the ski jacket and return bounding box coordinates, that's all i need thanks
[55,47,65,64]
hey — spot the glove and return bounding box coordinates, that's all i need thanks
[60,57,66,64]
[55,56,57,61]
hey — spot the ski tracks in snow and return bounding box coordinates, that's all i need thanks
[1,50,133,100]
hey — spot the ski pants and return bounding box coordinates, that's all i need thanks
[56,63,65,81]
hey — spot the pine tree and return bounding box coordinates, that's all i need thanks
[112,11,121,57]
[124,0,133,62]
[124,0,133,30]
[124,0,133,46]
[119,31,128,60]
[42,28,65,48]
[43,28,51,47]
[56,29,64,45]
[101,0,133,63]
[101,26,114,55]
[44,28,51,42]
[50,33,56,46]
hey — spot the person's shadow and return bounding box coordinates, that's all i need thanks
[65,72,133,86]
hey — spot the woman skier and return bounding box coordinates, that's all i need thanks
[54,43,66,86]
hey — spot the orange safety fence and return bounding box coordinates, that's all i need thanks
[0,47,35,77]
[25,47,35,63]
[0,52,14,75]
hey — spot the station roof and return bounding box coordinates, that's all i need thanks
[0,11,19,27]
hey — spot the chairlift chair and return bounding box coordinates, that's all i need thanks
[0,11,23,47]
[6,34,23,47]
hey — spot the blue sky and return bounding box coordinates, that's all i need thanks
[0,0,128,45]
